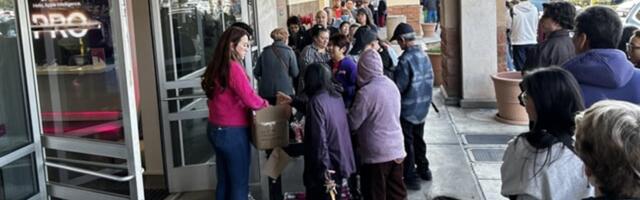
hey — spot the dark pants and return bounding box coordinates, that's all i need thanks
[348,138,362,200]
[207,124,251,200]
[401,120,429,183]
[361,160,407,200]
[512,44,536,71]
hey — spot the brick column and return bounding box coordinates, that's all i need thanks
[497,0,508,72]
[388,5,423,35]
[440,0,462,104]
[441,27,462,103]
[497,27,508,72]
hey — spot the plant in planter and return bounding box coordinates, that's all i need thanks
[426,44,443,87]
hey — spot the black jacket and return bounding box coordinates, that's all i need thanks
[524,29,575,71]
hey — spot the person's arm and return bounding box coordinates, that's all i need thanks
[346,59,358,97]
[348,89,369,132]
[307,101,332,179]
[289,49,300,79]
[394,59,411,94]
[385,44,399,67]
[229,62,268,110]
[300,46,312,72]
[253,53,263,80]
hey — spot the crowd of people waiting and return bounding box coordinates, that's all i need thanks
[501,1,640,200]
[200,0,640,199]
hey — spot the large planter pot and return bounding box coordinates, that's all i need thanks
[428,52,443,86]
[491,72,529,125]
[422,23,437,37]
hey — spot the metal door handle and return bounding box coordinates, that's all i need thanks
[46,162,141,182]
[161,94,206,101]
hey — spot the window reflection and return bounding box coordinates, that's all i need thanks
[30,0,124,141]
[0,0,32,156]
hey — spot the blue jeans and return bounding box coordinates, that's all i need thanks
[512,44,536,71]
[427,10,438,23]
[208,124,251,200]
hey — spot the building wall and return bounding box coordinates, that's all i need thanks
[288,0,319,18]
[388,4,423,36]
[277,0,289,28]
[441,0,505,106]
[132,0,164,176]
[388,0,420,6]
[258,0,279,49]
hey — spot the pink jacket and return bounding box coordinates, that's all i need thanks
[208,61,268,126]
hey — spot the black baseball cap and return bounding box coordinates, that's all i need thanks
[390,22,415,41]
[349,26,378,55]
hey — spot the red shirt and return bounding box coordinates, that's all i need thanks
[334,7,342,18]
[208,61,268,126]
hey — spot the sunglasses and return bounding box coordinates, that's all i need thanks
[518,90,528,107]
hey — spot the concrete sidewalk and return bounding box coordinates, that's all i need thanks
[408,88,528,200]
[279,88,528,200]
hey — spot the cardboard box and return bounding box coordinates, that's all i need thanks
[252,105,290,150]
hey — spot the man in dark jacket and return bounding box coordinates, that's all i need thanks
[524,2,576,72]
[562,6,640,108]
[287,16,307,56]
[390,23,434,190]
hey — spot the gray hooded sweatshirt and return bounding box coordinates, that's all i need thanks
[348,49,406,164]
[501,137,594,199]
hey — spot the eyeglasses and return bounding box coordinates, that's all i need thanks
[627,43,640,52]
[518,90,528,107]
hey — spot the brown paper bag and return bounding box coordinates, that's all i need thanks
[261,147,291,179]
[252,105,291,150]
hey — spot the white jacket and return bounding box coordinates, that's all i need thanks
[511,1,539,45]
[501,137,594,200]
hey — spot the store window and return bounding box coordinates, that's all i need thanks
[29,0,125,142]
[0,0,33,157]
[0,1,40,199]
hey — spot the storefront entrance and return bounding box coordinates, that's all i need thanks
[149,0,263,195]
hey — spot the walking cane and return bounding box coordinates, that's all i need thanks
[431,102,440,113]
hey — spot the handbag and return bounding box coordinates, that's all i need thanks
[271,46,289,71]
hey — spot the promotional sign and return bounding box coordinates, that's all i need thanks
[29,0,102,39]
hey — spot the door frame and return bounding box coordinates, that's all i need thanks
[0,0,49,199]
[150,0,262,193]
[15,0,145,199]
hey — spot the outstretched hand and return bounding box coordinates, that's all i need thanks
[276,91,292,105]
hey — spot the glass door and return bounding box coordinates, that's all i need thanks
[0,0,46,199]
[150,0,262,193]
[26,0,144,199]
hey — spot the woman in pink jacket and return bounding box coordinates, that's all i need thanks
[201,26,268,200]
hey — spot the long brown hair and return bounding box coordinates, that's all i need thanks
[201,27,249,98]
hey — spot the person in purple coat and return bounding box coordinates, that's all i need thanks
[328,34,358,107]
[301,62,356,199]
[349,49,407,199]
